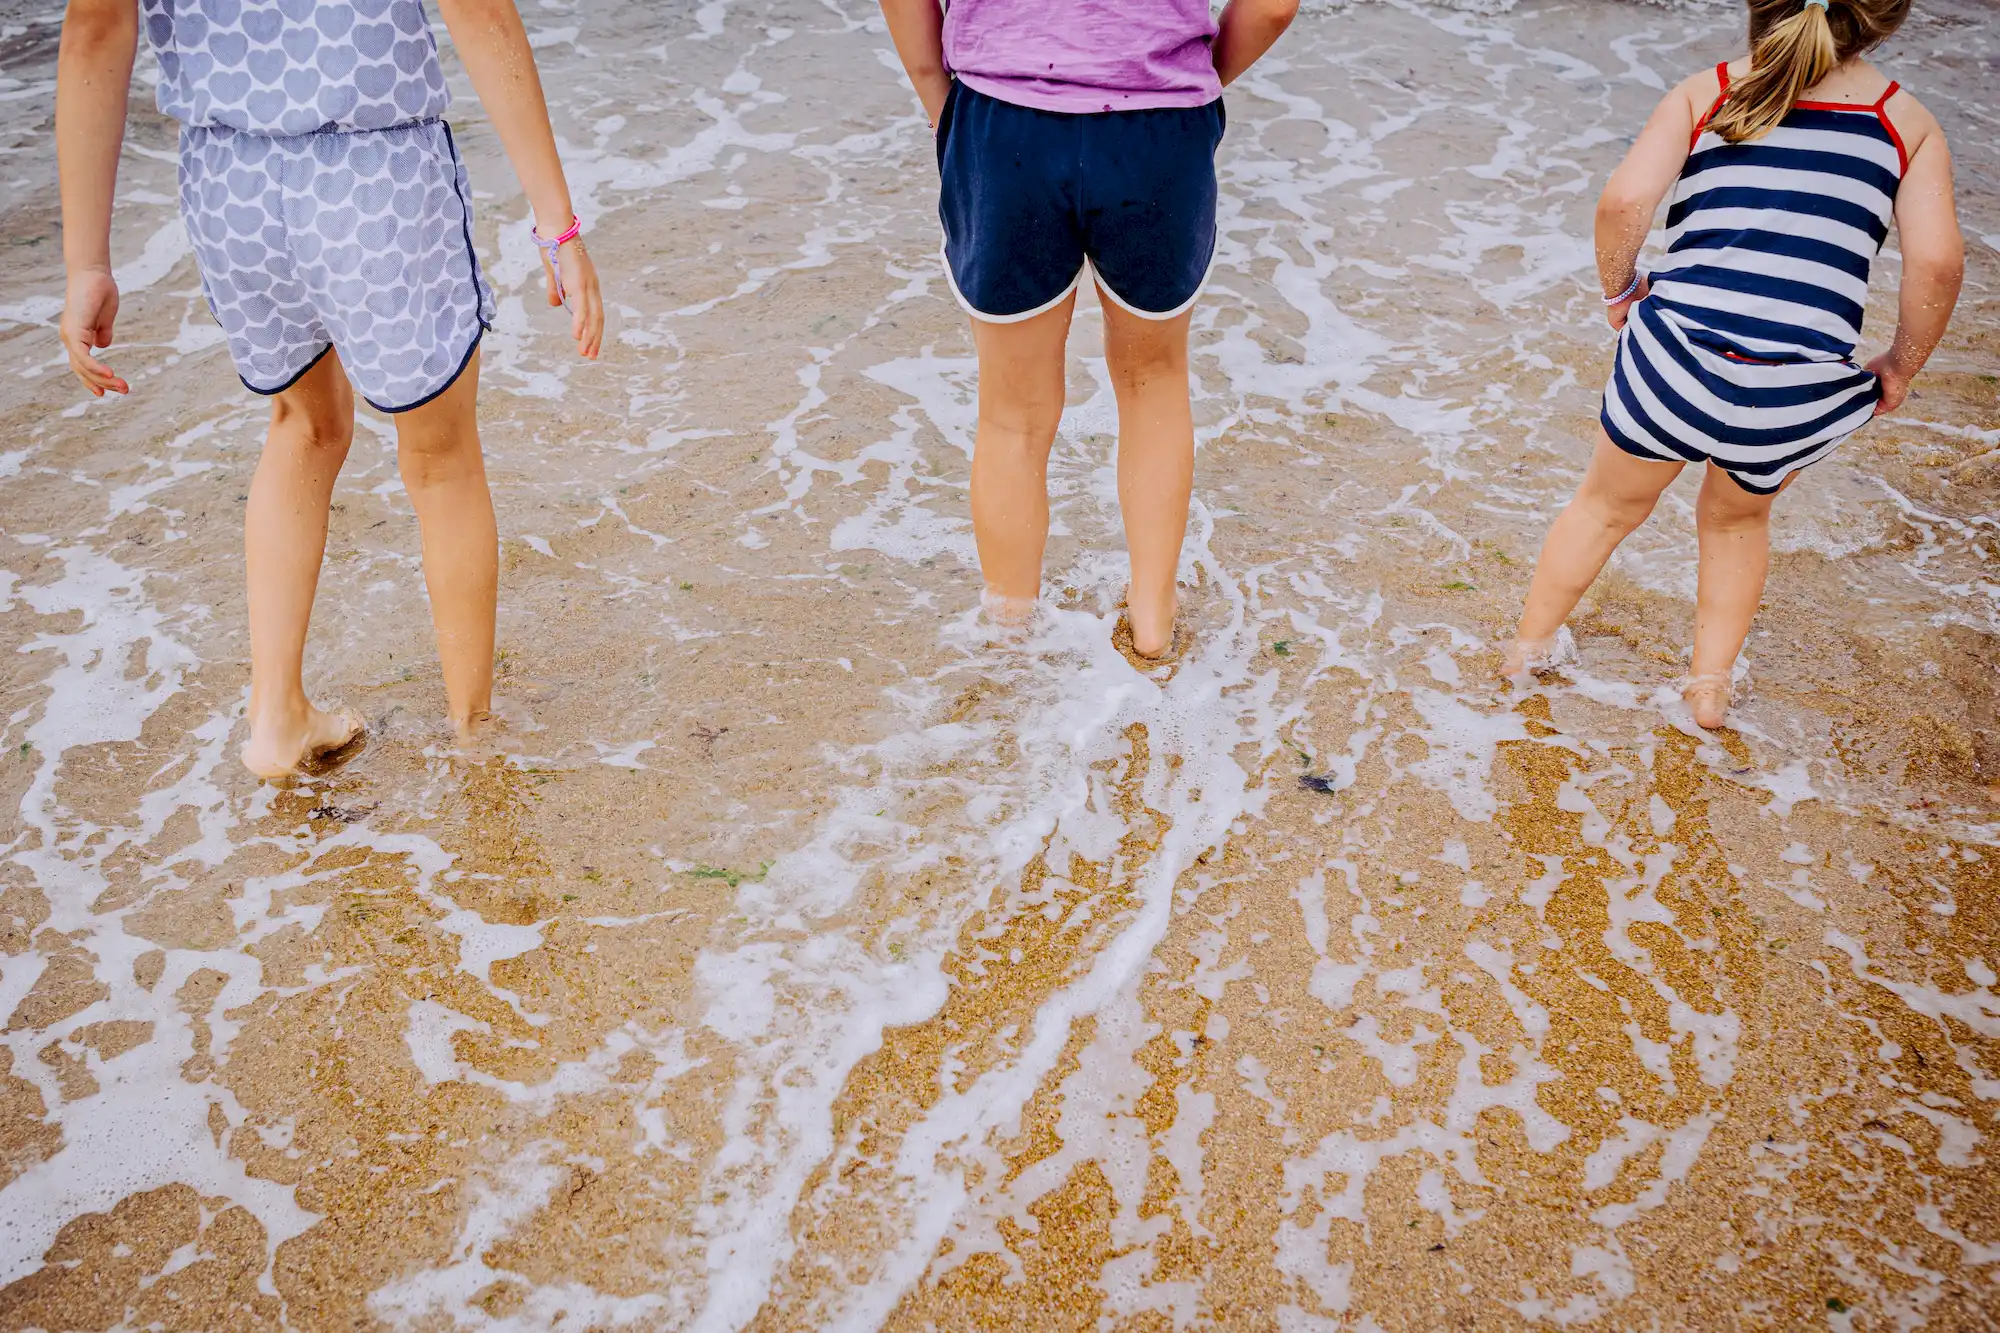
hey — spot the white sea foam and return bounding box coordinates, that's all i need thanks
[0,547,313,1288]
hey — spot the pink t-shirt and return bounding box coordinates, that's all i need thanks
[942,0,1222,114]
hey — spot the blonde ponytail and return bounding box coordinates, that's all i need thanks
[1710,1,1840,143]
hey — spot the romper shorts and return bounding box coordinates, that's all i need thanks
[936,80,1226,323]
[177,118,496,412]
[1601,293,1882,496]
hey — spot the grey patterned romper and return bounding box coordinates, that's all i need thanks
[146,0,496,410]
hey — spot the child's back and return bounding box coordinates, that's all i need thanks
[145,0,449,137]
[58,0,604,779]
[1606,52,1942,493]
[1658,61,1904,368]
[879,0,1300,658]
[1507,0,1963,729]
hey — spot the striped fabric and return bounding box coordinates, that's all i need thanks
[1602,63,1906,493]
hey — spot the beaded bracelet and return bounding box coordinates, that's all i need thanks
[1602,271,1642,305]
[531,215,583,306]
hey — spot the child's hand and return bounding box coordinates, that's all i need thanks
[542,236,603,360]
[60,269,129,397]
[1606,276,1649,331]
[1866,352,1910,417]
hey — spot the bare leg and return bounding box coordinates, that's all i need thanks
[1510,430,1684,670]
[1101,291,1194,658]
[241,349,366,781]
[1685,464,1789,728]
[969,294,1076,619]
[393,348,497,736]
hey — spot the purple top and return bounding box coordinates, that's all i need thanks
[942,0,1223,114]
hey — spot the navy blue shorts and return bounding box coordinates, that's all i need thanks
[936,81,1225,323]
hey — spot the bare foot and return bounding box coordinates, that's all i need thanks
[1681,673,1732,729]
[241,702,365,781]
[1127,586,1180,660]
[455,709,495,746]
[1501,627,1578,678]
[1112,609,1190,675]
[980,589,1037,640]
[1502,635,1558,677]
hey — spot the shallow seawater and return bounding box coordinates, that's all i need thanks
[1,0,1997,1328]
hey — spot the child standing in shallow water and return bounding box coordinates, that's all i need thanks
[1509,0,1962,727]
[56,0,604,779]
[880,0,1300,657]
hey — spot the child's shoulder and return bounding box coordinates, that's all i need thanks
[1881,85,1944,159]
[1814,59,1945,161]
[1660,62,1729,128]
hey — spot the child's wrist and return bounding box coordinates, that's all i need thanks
[1601,270,1641,304]
[530,203,577,238]
[916,70,951,120]
[1880,339,1923,377]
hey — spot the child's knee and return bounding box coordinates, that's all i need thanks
[1697,475,1777,530]
[1108,354,1187,398]
[1579,482,1657,532]
[395,422,482,488]
[269,393,353,455]
[1107,328,1189,389]
[1699,498,1771,536]
[977,391,1064,448]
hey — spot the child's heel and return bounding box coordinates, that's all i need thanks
[1678,671,1735,730]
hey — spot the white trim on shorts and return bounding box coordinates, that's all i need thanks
[1089,243,1218,322]
[940,240,1087,325]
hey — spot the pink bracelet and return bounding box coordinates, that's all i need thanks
[531,215,583,305]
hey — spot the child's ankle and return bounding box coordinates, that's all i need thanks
[1503,628,1568,676]
[248,692,312,732]
[1512,619,1559,645]
[1124,583,1179,658]
[980,588,1037,626]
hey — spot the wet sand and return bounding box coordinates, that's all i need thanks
[1,0,1997,1328]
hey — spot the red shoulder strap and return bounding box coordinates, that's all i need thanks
[1692,62,1731,149]
[1875,82,1909,174]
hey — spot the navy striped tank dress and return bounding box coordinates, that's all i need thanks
[1602,63,1906,494]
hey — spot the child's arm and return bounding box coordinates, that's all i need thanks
[433,0,603,359]
[1596,76,1703,331]
[55,0,138,397]
[1212,0,1301,87]
[1868,115,1963,416]
[879,0,949,128]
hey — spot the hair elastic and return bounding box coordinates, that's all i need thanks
[1801,0,1830,9]
[531,215,584,306]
